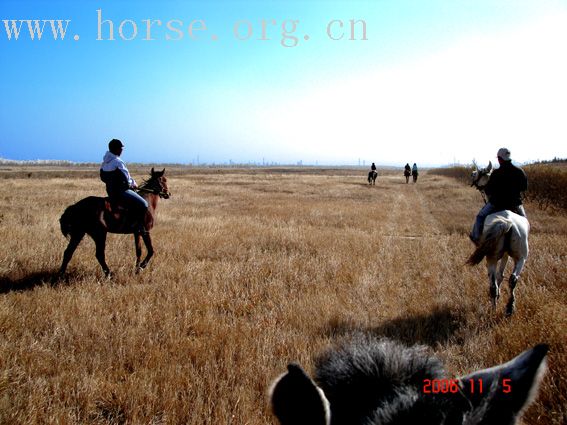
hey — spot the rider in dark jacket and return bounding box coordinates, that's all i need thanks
[470,148,527,244]
[484,158,528,211]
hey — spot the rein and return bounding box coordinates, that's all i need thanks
[137,180,169,198]
[477,187,488,205]
[471,172,489,205]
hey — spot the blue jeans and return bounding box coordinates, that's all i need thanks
[122,189,148,213]
[470,202,526,242]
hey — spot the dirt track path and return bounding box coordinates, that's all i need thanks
[379,176,444,239]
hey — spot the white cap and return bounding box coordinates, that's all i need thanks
[497,148,511,161]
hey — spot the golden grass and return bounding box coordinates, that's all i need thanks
[0,168,565,424]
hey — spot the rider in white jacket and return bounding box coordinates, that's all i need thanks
[100,139,148,231]
[101,151,137,189]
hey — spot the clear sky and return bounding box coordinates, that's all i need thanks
[1,0,566,166]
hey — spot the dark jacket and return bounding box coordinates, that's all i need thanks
[100,168,129,198]
[485,161,528,209]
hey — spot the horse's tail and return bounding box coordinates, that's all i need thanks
[59,204,77,239]
[59,196,104,238]
[467,219,512,265]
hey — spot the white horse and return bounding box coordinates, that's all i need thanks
[470,161,492,202]
[469,162,530,316]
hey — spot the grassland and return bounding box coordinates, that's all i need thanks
[0,166,565,424]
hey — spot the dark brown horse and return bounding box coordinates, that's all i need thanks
[367,170,377,185]
[59,168,170,277]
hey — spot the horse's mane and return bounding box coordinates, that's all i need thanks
[137,171,163,194]
[137,173,156,191]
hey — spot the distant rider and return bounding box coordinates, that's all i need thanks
[469,148,528,245]
[411,163,418,182]
[371,162,377,172]
[100,139,148,230]
[404,163,411,183]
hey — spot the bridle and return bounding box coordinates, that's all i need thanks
[471,169,490,204]
[137,176,171,199]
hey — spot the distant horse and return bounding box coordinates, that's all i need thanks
[404,169,411,183]
[59,168,170,277]
[412,169,418,183]
[468,162,529,316]
[270,335,548,425]
[367,170,377,185]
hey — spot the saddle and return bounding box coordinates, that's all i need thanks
[104,198,128,220]
[103,198,140,232]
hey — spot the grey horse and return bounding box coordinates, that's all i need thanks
[270,336,547,425]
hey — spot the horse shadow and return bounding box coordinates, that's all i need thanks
[322,305,489,347]
[0,270,78,294]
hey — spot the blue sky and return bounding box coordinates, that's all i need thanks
[1,0,566,166]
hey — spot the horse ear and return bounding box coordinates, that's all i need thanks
[161,168,165,175]
[457,344,548,424]
[270,363,330,425]
[487,161,492,172]
[151,167,155,175]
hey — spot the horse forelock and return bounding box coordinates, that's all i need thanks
[312,337,486,425]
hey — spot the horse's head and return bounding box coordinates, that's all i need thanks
[141,168,171,199]
[471,161,492,190]
[270,337,548,425]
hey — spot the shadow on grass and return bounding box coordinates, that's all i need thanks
[0,270,82,294]
[322,305,482,347]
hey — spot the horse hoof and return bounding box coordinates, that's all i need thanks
[509,275,518,289]
[490,285,499,304]
[506,302,516,317]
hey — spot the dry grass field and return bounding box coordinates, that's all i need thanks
[0,166,565,424]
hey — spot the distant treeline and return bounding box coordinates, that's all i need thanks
[0,158,76,166]
[429,159,567,212]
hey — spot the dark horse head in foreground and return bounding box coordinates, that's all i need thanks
[271,336,548,425]
[368,170,377,185]
[59,168,170,277]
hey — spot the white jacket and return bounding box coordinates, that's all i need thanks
[101,151,136,187]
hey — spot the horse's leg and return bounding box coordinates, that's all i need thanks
[138,232,154,270]
[59,232,85,275]
[134,231,143,272]
[497,254,508,288]
[92,231,111,277]
[506,256,527,316]
[487,258,500,308]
